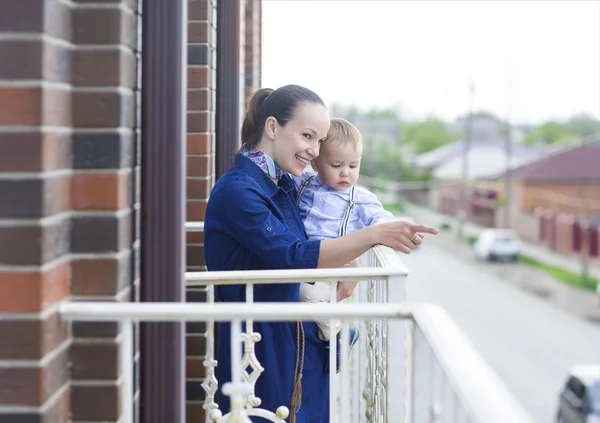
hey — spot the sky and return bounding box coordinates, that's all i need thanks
[261,0,600,125]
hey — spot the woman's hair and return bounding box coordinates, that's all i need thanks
[325,117,363,151]
[239,84,326,151]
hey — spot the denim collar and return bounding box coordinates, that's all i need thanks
[235,155,294,197]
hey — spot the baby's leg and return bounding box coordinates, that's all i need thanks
[298,281,331,303]
[298,281,338,341]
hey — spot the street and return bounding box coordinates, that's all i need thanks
[403,243,600,423]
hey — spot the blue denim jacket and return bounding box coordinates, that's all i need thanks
[205,154,321,301]
[204,155,329,422]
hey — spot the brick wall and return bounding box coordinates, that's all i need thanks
[0,0,72,420]
[244,0,262,103]
[186,1,218,421]
[69,1,141,422]
[1,0,259,421]
[0,0,141,421]
[185,1,262,421]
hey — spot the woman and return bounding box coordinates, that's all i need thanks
[204,84,438,423]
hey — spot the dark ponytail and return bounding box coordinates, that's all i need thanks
[239,84,325,152]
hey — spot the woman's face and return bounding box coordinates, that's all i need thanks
[269,102,330,177]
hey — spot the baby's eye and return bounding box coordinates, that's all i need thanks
[350,165,357,169]
[331,164,340,168]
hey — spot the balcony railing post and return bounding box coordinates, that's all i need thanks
[387,273,407,421]
[122,320,134,423]
[328,282,337,420]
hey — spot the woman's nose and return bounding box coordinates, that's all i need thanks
[307,142,320,158]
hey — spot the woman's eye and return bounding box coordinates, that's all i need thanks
[303,133,312,139]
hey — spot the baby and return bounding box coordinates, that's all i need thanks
[293,117,396,372]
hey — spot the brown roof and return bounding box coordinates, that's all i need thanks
[506,142,600,182]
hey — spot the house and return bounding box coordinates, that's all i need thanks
[494,141,600,216]
[489,142,600,254]
[424,139,546,224]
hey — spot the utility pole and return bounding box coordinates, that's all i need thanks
[503,57,513,229]
[457,80,475,240]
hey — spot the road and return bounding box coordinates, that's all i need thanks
[403,243,600,423]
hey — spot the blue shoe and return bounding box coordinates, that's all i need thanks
[325,325,360,375]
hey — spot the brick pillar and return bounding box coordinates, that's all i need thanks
[244,0,262,102]
[0,0,72,421]
[186,1,218,421]
[184,1,262,420]
[69,1,141,422]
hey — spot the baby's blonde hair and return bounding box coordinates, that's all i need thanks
[324,117,362,151]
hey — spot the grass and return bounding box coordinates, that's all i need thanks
[465,235,478,245]
[457,233,598,292]
[381,198,406,214]
[517,254,598,292]
[439,222,453,231]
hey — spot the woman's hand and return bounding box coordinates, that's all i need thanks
[317,220,439,269]
[336,259,360,301]
[372,221,439,254]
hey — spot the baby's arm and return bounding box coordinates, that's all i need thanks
[356,187,396,227]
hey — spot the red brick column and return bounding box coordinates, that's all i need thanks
[0,0,72,421]
[185,0,263,420]
[69,1,141,422]
[244,0,262,102]
[186,1,218,421]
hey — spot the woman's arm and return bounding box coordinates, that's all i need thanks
[208,177,437,271]
[317,221,438,268]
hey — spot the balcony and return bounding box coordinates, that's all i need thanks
[58,222,535,423]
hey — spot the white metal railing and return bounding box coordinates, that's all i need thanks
[186,221,205,232]
[185,257,407,422]
[57,222,536,423]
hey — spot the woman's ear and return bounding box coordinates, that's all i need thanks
[264,116,277,140]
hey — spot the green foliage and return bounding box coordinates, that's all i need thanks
[381,198,405,214]
[439,222,452,231]
[360,134,404,181]
[365,108,398,119]
[400,117,459,155]
[523,121,579,145]
[465,235,478,245]
[518,254,598,291]
[522,114,600,145]
[565,113,600,138]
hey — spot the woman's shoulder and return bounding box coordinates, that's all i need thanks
[210,167,260,197]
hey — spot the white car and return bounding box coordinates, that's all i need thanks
[556,364,600,423]
[474,229,520,262]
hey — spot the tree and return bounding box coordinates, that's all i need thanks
[365,108,398,119]
[565,113,600,139]
[523,121,578,145]
[400,117,458,155]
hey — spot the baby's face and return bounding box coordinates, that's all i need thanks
[312,141,362,191]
